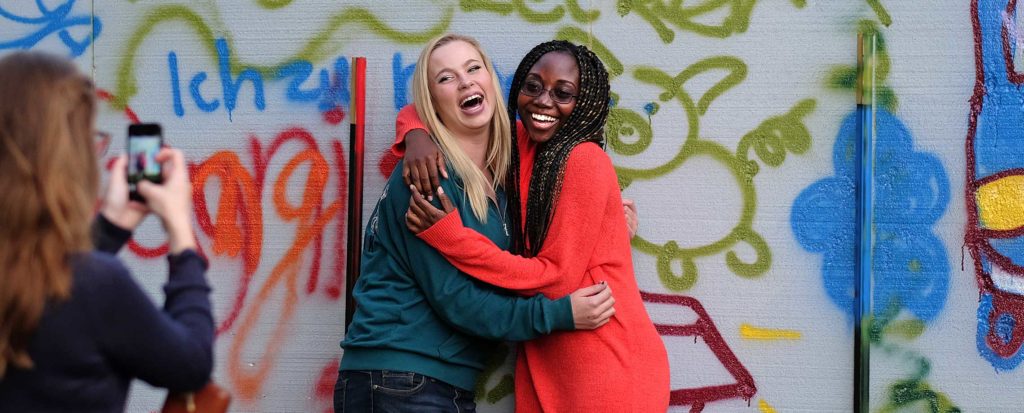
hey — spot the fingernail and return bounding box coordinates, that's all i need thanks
[438,187,444,195]
[428,196,433,201]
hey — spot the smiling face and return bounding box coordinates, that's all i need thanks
[516,50,580,144]
[427,40,497,139]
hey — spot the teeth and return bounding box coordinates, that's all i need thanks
[531,113,556,122]
[461,94,483,106]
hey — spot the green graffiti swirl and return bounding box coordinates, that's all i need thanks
[256,0,292,10]
[616,0,758,44]
[613,59,813,291]
[869,305,962,413]
[607,108,653,156]
[461,0,600,24]
[555,26,624,78]
[867,0,892,27]
[461,0,564,23]
[825,19,898,112]
[737,98,815,175]
[474,343,515,404]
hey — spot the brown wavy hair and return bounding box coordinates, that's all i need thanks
[0,51,98,377]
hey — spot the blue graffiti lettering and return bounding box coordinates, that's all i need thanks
[167,38,353,119]
[321,57,350,112]
[190,72,220,112]
[169,52,185,117]
[391,52,515,112]
[0,0,101,58]
[217,39,265,121]
[392,53,416,111]
[276,61,323,103]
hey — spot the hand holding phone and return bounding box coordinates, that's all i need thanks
[127,123,163,202]
[135,147,197,254]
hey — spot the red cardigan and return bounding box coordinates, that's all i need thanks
[395,105,669,412]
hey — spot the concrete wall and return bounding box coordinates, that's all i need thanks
[2,0,1020,411]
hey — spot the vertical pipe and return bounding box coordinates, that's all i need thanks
[345,57,367,329]
[854,32,875,413]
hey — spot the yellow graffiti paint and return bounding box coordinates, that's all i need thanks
[739,323,802,341]
[977,174,1024,231]
[759,399,778,413]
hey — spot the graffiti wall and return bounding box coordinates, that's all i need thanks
[2,0,1021,411]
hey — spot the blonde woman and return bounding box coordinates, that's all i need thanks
[0,52,211,410]
[336,34,615,412]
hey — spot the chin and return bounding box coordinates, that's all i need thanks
[525,126,554,143]
[463,113,492,130]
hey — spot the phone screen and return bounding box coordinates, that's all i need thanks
[127,124,162,200]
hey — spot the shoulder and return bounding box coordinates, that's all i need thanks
[73,251,131,281]
[70,251,138,298]
[397,104,420,122]
[565,142,615,178]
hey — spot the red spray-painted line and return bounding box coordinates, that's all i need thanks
[96,89,140,124]
[329,140,348,299]
[640,291,756,411]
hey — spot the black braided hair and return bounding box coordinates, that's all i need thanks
[506,40,610,256]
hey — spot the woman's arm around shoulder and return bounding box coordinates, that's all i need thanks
[413,142,617,296]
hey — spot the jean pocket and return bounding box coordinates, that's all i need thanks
[374,371,427,396]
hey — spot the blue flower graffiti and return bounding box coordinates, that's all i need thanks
[791,109,950,324]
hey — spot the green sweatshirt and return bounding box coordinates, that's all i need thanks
[340,162,575,390]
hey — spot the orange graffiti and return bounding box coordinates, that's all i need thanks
[225,146,343,399]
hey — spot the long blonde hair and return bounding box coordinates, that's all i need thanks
[412,34,511,222]
[0,52,98,377]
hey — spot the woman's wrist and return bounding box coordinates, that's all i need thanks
[99,206,137,231]
[165,217,196,254]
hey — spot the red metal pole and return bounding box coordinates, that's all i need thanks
[345,57,366,329]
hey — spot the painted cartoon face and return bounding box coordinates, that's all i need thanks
[427,40,496,138]
[516,51,580,144]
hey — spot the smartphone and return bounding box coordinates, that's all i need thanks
[126,123,163,202]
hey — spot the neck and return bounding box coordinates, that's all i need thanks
[454,128,491,172]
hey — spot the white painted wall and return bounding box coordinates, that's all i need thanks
[3,1,1019,411]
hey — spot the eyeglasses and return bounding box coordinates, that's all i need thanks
[94,130,111,157]
[520,79,578,104]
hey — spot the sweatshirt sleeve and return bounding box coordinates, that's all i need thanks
[91,214,133,254]
[392,104,428,157]
[88,251,214,392]
[380,172,575,339]
[417,143,614,296]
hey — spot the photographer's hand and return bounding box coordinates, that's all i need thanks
[100,154,150,230]
[137,148,196,254]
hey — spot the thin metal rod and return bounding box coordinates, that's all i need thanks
[853,32,875,413]
[345,57,367,329]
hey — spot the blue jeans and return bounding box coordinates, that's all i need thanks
[334,370,477,413]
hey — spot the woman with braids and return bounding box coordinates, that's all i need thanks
[398,40,669,411]
[0,52,212,410]
[337,34,617,412]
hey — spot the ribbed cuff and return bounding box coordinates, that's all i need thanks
[169,248,209,271]
[416,211,464,246]
[554,295,577,331]
[92,213,133,254]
